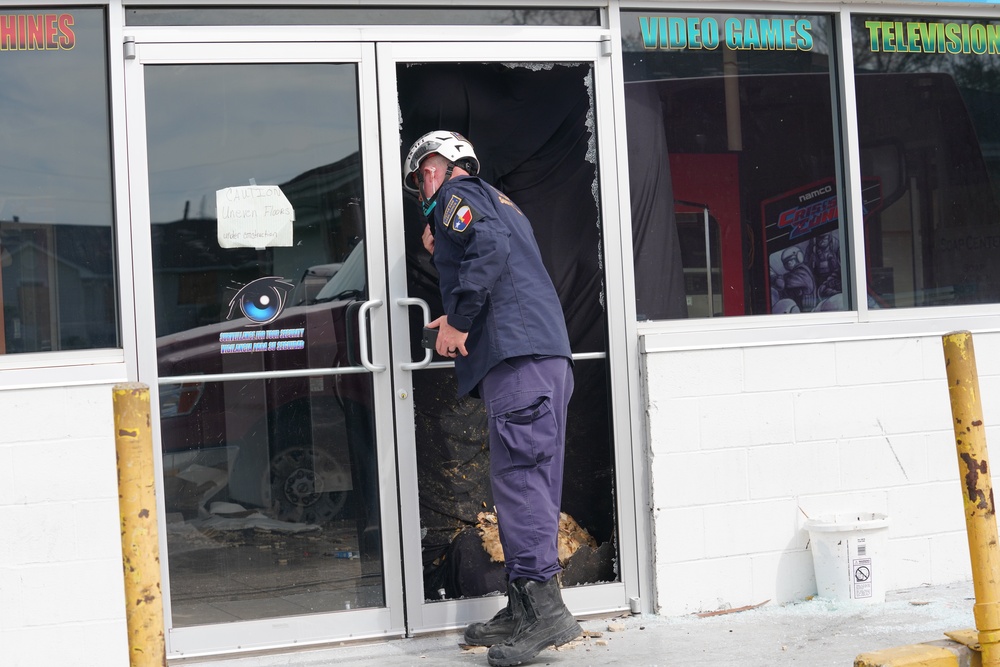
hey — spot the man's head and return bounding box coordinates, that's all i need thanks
[403,130,480,198]
[412,154,453,203]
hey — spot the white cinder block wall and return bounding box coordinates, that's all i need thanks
[0,384,130,667]
[643,333,992,616]
[3,332,992,660]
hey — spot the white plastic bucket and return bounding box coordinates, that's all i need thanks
[805,512,889,603]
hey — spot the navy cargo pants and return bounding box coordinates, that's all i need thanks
[479,355,574,583]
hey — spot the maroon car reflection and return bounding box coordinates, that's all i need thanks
[156,243,370,525]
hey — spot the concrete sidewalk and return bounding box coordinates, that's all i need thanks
[172,581,978,667]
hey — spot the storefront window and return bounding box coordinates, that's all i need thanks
[0,8,117,354]
[125,7,601,26]
[620,12,846,320]
[853,16,1000,308]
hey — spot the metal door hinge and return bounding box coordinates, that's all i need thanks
[601,34,612,57]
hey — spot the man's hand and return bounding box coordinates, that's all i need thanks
[422,223,435,254]
[426,315,468,358]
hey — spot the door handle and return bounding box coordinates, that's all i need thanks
[357,299,386,373]
[397,297,432,371]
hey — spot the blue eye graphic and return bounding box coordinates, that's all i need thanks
[226,277,295,325]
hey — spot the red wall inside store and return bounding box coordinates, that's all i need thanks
[669,153,744,316]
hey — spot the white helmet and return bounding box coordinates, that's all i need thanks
[403,130,480,193]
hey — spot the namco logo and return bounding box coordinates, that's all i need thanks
[798,184,833,203]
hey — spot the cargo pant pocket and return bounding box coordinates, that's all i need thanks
[489,393,555,476]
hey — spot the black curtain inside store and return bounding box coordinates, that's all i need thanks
[398,62,605,352]
[624,81,686,320]
[396,62,618,598]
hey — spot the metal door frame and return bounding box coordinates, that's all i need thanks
[123,29,645,656]
[124,39,404,658]
[376,40,642,635]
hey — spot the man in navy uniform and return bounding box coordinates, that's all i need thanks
[403,130,581,667]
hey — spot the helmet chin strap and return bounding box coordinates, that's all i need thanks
[418,163,457,219]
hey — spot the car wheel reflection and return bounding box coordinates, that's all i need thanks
[265,446,349,524]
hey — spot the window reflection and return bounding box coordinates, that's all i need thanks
[161,374,385,624]
[126,7,601,26]
[620,12,846,319]
[854,16,1000,308]
[0,8,117,353]
[144,62,384,624]
[675,205,723,317]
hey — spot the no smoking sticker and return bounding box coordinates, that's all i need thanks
[853,558,873,598]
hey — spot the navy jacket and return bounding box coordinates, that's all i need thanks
[430,175,571,397]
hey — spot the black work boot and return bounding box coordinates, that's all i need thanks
[486,577,582,667]
[464,580,517,647]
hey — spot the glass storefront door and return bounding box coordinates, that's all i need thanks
[378,41,636,633]
[126,36,639,659]
[126,42,403,656]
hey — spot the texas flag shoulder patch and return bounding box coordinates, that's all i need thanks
[452,204,476,232]
[442,191,480,232]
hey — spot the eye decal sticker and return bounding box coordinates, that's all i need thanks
[226,277,295,325]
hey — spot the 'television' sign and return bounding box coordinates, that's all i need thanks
[864,21,1000,54]
[638,16,814,51]
[0,14,75,51]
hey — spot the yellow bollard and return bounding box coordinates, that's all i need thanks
[943,331,1000,667]
[113,383,166,667]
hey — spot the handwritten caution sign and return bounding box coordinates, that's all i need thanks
[216,185,294,249]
